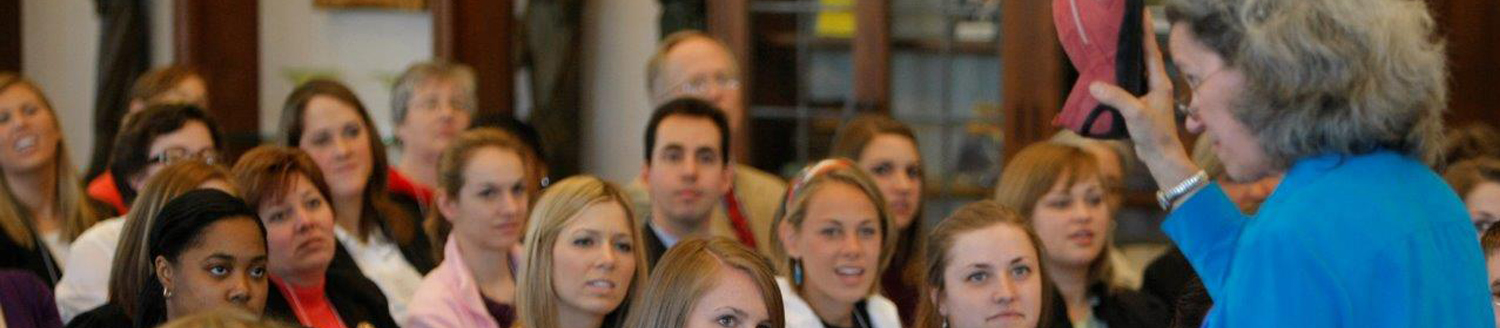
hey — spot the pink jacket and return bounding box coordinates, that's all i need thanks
[403,238,518,328]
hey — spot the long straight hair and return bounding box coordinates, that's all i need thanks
[515,176,649,328]
[830,114,928,297]
[0,72,99,248]
[993,142,1121,291]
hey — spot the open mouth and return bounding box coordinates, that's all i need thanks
[585,279,618,294]
[834,265,866,285]
[12,135,36,153]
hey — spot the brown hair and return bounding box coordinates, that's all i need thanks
[425,128,539,260]
[515,176,649,328]
[770,159,898,294]
[1443,123,1500,169]
[1443,157,1500,202]
[277,79,418,245]
[230,146,334,216]
[993,142,1121,290]
[829,114,928,303]
[108,160,233,318]
[0,72,100,248]
[623,237,785,328]
[915,201,1053,328]
[129,66,204,105]
[1483,224,1500,257]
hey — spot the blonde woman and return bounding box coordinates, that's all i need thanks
[0,72,104,286]
[993,142,1166,328]
[407,128,540,328]
[514,176,647,328]
[60,161,233,324]
[624,237,784,328]
[916,201,1052,328]
[771,159,901,328]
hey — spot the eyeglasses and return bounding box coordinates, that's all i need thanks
[1175,66,1227,119]
[148,148,221,166]
[676,75,741,96]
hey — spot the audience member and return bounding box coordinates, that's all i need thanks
[636,30,788,260]
[831,115,927,325]
[85,104,223,218]
[233,146,399,328]
[623,237,784,328]
[279,79,435,322]
[390,61,478,204]
[56,161,232,323]
[771,159,902,328]
[515,176,647,328]
[994,142,1168,328]
[915,201,1051,328]
[0,72,105,286]
[636,98,735,266]
[407,129,539,328]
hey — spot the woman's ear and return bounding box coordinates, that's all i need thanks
[436,192,461,223]
[778,220,800,259]
[930,287,948,317]
[154,255,175,293]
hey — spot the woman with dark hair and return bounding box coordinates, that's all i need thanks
[278,79,433,323]
[69,189,268,328]
[234,146,399,328]
[85,104,224,215]
[0,72,105,287]
[830,115,926,325]
[1090,0,1489,325]
[57,161,233,323]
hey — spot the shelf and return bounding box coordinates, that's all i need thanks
[763,32,999,55]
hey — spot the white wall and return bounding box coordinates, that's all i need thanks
[21,0,100,171]
[260,2,432,144]
[580,0,658,184]
[22,0,657,183]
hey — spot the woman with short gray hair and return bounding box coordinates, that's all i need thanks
[1091,0,1492,326]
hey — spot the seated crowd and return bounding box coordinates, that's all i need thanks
[1,0,1498,327]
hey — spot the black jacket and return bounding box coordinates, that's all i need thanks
[642,221,669,269]
[1047,283,1170,328]
[264,244,399,328]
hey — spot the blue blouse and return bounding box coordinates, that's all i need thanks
[1165,151,1494,327]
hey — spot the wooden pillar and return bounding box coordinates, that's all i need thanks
[1428,0,1500,126]
[0,0,18,72]
[174,0,260,160]
[707,0,752,163]
[432,0,513,117]
[1000,0,1064,164]
[852,0,889,112]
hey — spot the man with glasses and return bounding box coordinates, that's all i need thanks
[628,31,788,260]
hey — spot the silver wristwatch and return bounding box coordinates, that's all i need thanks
[1157,170,1209,210]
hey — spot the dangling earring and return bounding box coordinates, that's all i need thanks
[163,287,173,298]
[942,317,950,328]
[792,259,804,286]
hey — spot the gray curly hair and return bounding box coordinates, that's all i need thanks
[1166,0,1448,168]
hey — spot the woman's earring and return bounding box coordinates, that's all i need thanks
[793,259,804,286]
[942,317,950,328]
[163,287,173,298]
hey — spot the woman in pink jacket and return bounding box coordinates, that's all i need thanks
[406,128,540,328]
